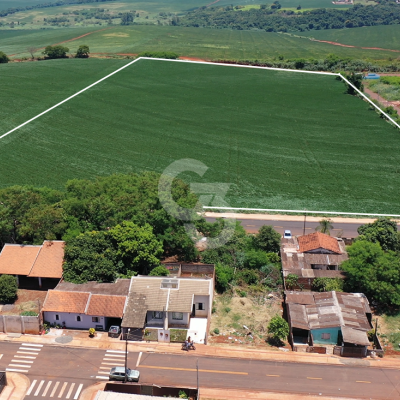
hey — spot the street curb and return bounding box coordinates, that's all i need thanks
[0,373,30,400]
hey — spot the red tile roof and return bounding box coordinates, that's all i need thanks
[0,245,41,275]
[28,241,64,278]
[86,294,126,318]
[42,291,90,314]
[298,232,341,254]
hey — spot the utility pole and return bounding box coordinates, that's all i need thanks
[303,209,307,236]
[124,328,130,383]
[196,358,199,400]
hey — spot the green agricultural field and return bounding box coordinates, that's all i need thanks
[300,25,400,51]
[0,58,399,214]
[1,25,398,60]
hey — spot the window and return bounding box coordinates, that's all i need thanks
[321,333,331,340]
[172,312,183,320]
[55,314,59,321]
[76,316,81,322]
[92,317,99,323]
[161,279,179,289]
[152,311,163,319]
[196,303,204,310]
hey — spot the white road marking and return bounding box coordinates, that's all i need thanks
[34,380,45,396]
[14,355,36,359]
[11,359,33,363]
[106,350,125,354]
[0,354,3,360]
[58,382,68,398]
[22,343,43,347]
[6,368,29,373]
[74,384,83,400]
[20,347,41,352]
[104,354,125,358]
[66,383,75,399]
[97,372,108,375]
[101,362,124,366]
[42,381,53,397]
[50,382,60,398]
[136,352,142,367]
[27,380,37,396]
[17,351,38,355]
[99,367,110,370]
[96,376,109,380]
[103,357,125,361]
[9,364,31,368]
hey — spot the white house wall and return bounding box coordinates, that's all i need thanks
[43,311,106,330]
[193,295,209,317]
[167,312,189,326]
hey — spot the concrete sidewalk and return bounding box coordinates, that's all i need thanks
[0,373,30,400]
[1,330,400,369]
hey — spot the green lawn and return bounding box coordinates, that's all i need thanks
[1,25,398,60]
[300,25,400,51]
[0,58,399,213]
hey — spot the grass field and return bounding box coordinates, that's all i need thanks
[300,25,400,51]
[1,58,400,213]
[1,25,398,60]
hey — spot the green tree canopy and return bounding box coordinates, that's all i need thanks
[120,12,134,25]
[315,218,333,235]
[0,51,9,63]
[341,240,400,307]
[0,275,18,303]
[254,225,281,253]
[75,45,90,58]
[356,217,398,252]
[149,265,170,276]
[267,315,289,342]
[43,45,69,59]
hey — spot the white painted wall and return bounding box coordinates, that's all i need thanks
[193,295,209,317]
[167,312,189,327]
[43,311,106,330]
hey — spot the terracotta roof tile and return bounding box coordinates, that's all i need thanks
[298,232,341,254]
[42,291,90,313]
[29,241,64,278]
[86,294,126,318]
[0,244,41,275]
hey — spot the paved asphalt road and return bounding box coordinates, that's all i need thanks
[206,217,366,237]
[1,342,400,399]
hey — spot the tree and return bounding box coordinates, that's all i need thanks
[149,266,170,276]
[0,275,18,304]
[285,273,298,290]
[120,12,134,25]
[27,46,37,60]
[315,218,333,235]
[312,277,344,292]
[0,51,9,63]
[215,263,234,293]
[254,225,281,253]
[341,240,400,307]
[43,45,69,59]
[267,315,289,343]
[345,72,364,95]
[75,45,90,58]
[356,217,398,252]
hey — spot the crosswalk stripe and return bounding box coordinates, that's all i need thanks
[34,380,45,396]
[106,350,125,354]
[22,343,43,347]
[50,382,60,398]
[58,382,68,398]
[65,383,75,399]
[27,380,37,396]
[96,376,109,380]
[20,347,41,352]
[42,381,53,397]
[97,372,108,375]
[17,351,38,355]
[103,358,125,361]
[0,354,3,360]
[9,364,31,368]
[74,384,83,400]
[99,367,110,370]
[104,354,125,358]
[14,355,36,359]
[101,362,124,366]
[6,368,29,373]
[11,359,33,363]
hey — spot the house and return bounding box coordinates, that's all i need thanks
[42,279,130,330]
[0,241,65,289]
[285,290,372,357]
[121,264,214,343]
[281,232,348,289]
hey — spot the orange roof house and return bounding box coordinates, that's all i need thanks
[86,294,126,318]
[42,291,90,314]
[0,240,65,288]
[297,232,341,254]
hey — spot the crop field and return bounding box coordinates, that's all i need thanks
[300,25,400,51]
[1,25,398,60]
[1,58,400,213]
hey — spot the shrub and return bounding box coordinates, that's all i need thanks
[138,51,179,59]
[149,265,170,276]
[285,274,298,290]
[235,269,259,285]
[0,51,9,63]
[267,315,289,343]
[75,45,90,58]
[213,328,220,335]
[312,277,344,292]
[20,311,38,316]
[0,275,18,304]
[215,263,234,293]
[223,307,231,313]
[43,45,69,59]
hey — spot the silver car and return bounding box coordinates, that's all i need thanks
[109,367,140,382]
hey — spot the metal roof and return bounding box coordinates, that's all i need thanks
[341,326,370,346]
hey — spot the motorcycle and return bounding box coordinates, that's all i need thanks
[181,342,196,351]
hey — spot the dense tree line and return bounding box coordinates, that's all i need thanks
[177,3,400,32]
[0,0,115,18]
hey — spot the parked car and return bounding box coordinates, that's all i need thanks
[109,367,140,382]
[284,230,292,239]
[108,325,121,338]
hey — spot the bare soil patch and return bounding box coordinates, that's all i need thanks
[0,289,47,316]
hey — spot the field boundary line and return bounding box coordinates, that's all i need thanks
[0,58,141,140]
[203,206,400,218]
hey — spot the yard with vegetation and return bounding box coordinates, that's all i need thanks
[0,58,399,213]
